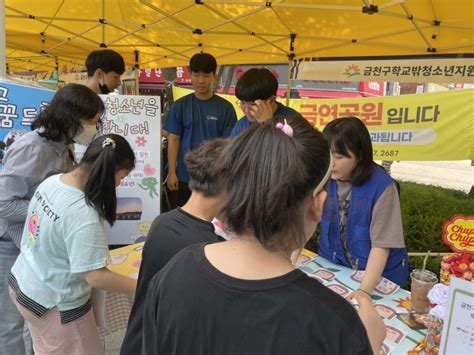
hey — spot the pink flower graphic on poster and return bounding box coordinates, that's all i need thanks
[144,164,156,176]
[136,136,147,147]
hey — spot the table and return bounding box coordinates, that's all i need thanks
[297,251,427,354]
[104,243,426,354]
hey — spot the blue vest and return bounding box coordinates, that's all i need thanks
[317,166,408,287]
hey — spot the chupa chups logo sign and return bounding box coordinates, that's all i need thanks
[442,214,474,254]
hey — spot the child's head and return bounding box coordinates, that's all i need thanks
[185,138,230,198]
[86,49,126,76]
[79,134,135,225]
[235,68,278,121]
[323,116,373,185]
[189,53,217,74]
[86,50,125,94]
[189,53,217,97]
[219,115,331,253]
[32,84,105,144]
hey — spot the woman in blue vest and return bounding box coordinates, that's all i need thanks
[318,117,408,298]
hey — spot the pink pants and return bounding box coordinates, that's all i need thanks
[9,287,105,355]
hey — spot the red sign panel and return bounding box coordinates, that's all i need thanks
[359,82,385,97]
[175,66,192,85]
[138,68,164,83]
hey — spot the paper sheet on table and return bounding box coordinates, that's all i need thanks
[91,288,107,329]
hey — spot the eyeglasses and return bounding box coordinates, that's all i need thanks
[237,96,277,109]
[237,100,257,109]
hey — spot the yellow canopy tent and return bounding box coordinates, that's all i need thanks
[3,0,474,73]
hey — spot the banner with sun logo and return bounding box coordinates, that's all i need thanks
[291,57,474,84]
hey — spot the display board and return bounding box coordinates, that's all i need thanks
[100,95,161,245]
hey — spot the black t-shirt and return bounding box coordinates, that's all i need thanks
[121,208,220,355]
[142,243,373,355]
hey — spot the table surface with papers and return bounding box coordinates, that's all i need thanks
[106,243,426,354]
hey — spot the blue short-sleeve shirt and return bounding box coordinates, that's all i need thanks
[164,94,237,182]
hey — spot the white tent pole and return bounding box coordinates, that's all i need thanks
[286,60,292,106]
[0,0,6,78]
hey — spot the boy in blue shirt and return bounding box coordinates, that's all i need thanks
[230,68,298,138]
[164,53,237,208]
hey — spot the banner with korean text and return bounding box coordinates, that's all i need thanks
[173,86,474,161]
[291,58,474,84]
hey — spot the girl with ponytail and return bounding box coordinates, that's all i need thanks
[9,134,137,354]
[142,115,385,355]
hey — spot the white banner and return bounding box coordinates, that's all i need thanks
[292,57,474,83]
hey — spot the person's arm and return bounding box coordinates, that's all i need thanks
[357,247,390,296]
[0,174,29,221]
[0,142,60,222]
[355,181,405,297]
[163,102,184,191]
[355,293,386,354]
[85,267,137,294]
[166,133,180,191]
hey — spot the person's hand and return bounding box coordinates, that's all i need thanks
[167,173,179,191]
[354,294,386,354]
[249,99,275,123]
[347,288,372,302]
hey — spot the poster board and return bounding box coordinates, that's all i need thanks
[440,277,474,354]
[100,95,161,245]
[0,81,55,169]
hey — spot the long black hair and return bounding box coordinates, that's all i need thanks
[79,134,135,225]
[219,114,330,253]
[323,116,373,185]
[32,84,105,142]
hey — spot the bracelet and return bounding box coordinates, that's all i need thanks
[357,288,372,297]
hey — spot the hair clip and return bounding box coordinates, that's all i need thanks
[276,119,293,137]
[312,152,333,197]
[102,137,116,149]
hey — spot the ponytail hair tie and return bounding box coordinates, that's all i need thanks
[276,119,293,137]
[102,137,116,150]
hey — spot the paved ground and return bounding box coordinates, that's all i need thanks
[104,160,473,354]
[381,160,473,193]
[105,328,126,355]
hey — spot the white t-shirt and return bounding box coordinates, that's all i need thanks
[12,174,110,311]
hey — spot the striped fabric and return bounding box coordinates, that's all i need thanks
[8,273,48,317]
[60,300,92,324]
[8,273,91,324]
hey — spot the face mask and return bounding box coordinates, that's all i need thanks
[99,82,112,95]
[74,125,98,145]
